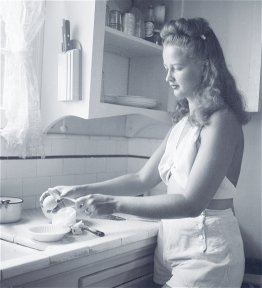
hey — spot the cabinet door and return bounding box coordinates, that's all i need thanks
[182,0,261,112]
[113,273,155,288]
[79,255,153,288]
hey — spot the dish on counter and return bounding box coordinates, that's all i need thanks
[28,224,70,242]
[104,95,159,109]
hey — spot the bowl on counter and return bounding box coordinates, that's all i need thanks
[28,224,70,242]
[0,197,23,223]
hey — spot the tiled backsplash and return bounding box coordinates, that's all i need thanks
[0,134,166,209]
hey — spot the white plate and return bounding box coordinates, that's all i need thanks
[104,95,158,109]
[28,224,70,242]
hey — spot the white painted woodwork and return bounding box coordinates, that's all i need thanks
[6,245,155,288]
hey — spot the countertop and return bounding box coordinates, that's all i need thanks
[0,208,159,282]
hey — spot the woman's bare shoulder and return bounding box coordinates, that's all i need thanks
[201,108,243,147]
[208,108,242,133]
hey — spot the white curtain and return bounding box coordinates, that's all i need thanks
[0,0,45,158]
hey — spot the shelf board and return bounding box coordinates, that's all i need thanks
[104,26,163,57]
[96,102,171,124]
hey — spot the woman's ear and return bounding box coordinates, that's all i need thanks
[201,59,209,84]
[202,59,209,72]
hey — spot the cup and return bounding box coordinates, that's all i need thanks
[109,9,122,31]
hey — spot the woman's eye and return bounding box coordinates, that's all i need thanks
[174,66,182,71]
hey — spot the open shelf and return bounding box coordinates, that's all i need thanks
[104,26,163,57]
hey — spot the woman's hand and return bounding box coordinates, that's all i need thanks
[39,185,77,205]
[75,194,118,217]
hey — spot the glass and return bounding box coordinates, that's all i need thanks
[109,9,122,31]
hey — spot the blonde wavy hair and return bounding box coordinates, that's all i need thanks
[160,18,249,126]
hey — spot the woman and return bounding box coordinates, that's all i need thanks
[41,18,249,287]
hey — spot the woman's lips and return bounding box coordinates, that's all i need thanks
[170,84,179,89]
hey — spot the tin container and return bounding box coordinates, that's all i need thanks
[123,12,135,36]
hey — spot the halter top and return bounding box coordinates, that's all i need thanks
[158,116,236,199]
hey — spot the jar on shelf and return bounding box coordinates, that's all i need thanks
[109,9,122,31]
[105,4,110,26]
[154,29,162,45]
[145,5,155,42]
[130,5,145,39]
[123,12,135,36]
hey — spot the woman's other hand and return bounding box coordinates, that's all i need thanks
[75,194,118,217]
[39,185,76,205]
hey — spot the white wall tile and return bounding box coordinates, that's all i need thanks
[103,139,125,154]
[86,136,127,155]
[74,173,97,185]
[106,157,128,172]
[128,138,153,157]
[50,175,79,187]
[86,158,106,173]
[127,158,147,173]
[91,138,114,155]
[37,158,63,176]
[114,138,128,154]
[6,160,37,178]
[63,158,87,175]
[22,176,51,198]
[75,136,127,156]
[0,160,7,179]
[42,136,53,155]
[22,195,37,209]
[150,139,162,153]
[78,138,100,155]
[51,137,76,156]
[0,178,23,198]
[0,138,18,157]
[75,138,93,155]
[96,171,125,183]
[0,134,164,211]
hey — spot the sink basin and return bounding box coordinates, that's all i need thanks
[0,240,38,261]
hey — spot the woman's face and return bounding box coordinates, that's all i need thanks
[163,44,203,100]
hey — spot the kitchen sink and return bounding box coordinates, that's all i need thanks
[0,240,38,261]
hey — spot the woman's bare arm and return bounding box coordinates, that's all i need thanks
[77,110,241,219]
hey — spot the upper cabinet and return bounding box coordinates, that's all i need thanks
[181,0,261,112]
[41,0,173,131]
[41,0,261,131]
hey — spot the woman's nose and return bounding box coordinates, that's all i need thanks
[165,69,173,82]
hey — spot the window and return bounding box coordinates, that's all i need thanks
[0,1,45,157]
[0,17,6,128]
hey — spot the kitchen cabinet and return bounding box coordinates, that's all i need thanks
[180,0,261,112]
[41,0,261,131]
[41,0,173,131]
[2,244,156,288]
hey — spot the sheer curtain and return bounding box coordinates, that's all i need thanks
[0,0,45,158]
